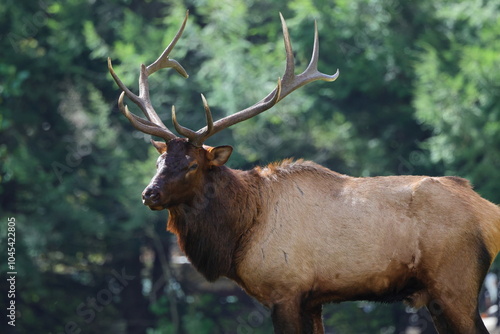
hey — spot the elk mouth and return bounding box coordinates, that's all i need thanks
[142,197,167,211]
[148,205,166,211]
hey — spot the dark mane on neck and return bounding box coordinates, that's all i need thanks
[167,166,260,282]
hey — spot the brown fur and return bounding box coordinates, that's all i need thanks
[142,139,500,334]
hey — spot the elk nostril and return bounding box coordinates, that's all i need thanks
[143,186,161,203]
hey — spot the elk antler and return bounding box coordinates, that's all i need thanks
[173,13,339,146]
[107,11,190,142]
[108,11,339,147]
[203,14,339,140]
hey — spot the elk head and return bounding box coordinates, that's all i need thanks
[140,138,232,210]
[108,11,338,210]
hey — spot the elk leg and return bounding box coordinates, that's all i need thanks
[426,295,489,334]
[301,304,324,334]
[426,303,458,334]
[311,305,325,334]
[424,239,491,334]
[271,301,302,334]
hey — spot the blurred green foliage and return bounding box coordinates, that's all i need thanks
[1,0,500,333]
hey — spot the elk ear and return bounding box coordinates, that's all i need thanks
[206,145,233,166]
[151,140,167,154]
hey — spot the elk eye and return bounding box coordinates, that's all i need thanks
[188,163,198,171]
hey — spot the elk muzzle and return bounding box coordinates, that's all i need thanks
[142,184,163,210]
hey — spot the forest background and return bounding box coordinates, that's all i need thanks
[2,0,500,333]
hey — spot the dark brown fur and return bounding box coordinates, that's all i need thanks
[166,165,261,281]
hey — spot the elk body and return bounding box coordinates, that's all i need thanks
[109,12,500,334]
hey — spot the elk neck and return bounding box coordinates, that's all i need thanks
[166,165,263,282]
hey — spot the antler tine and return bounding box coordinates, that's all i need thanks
[146,10,190,78]
[280,12,296,85]
[276,14,339,102]
[172,105,197,139]
[171,94,215,147]
[189,13,337,143]
[200,94,214,137]
[108,11,193,142]
[117,92,177,139]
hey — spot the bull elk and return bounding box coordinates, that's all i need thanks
[108,11,500,334]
